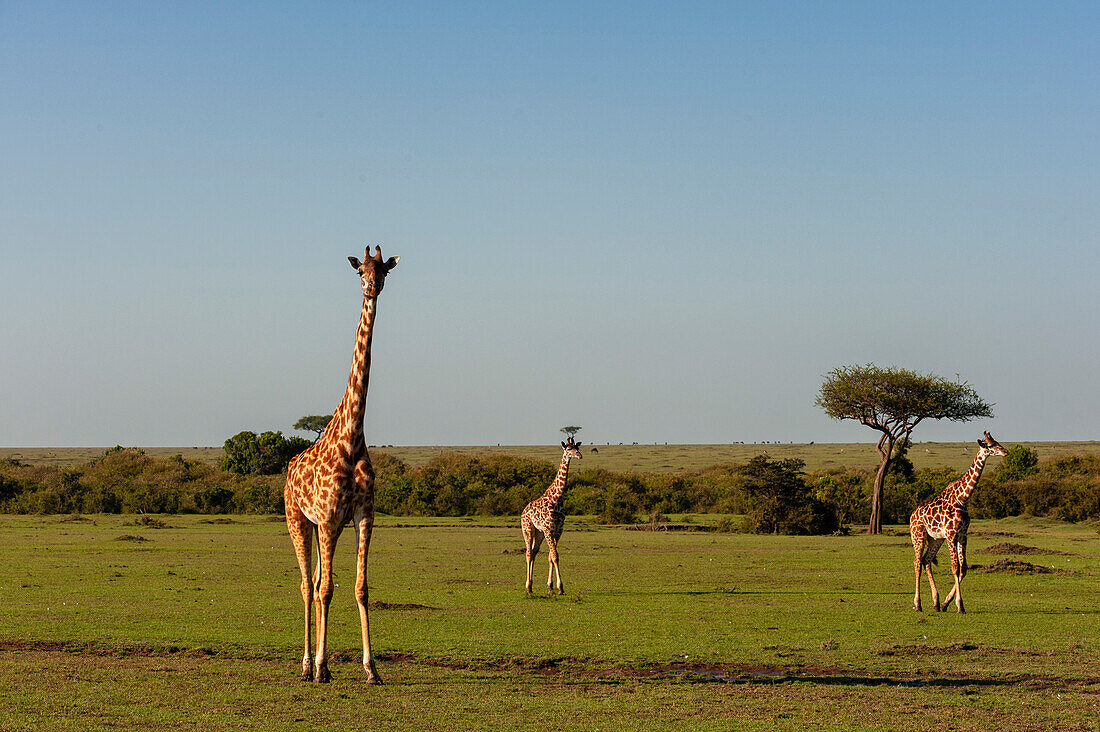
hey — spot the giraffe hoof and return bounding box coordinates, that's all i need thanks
[300,670,314,682]
[366,674,383,686]
[314,667,332,684]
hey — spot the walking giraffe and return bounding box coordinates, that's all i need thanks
[909,431,1008,613]
[284,246,399,684]
[522,437,583,595]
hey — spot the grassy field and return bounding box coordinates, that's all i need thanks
[4,440,1100,473]
[1,514,1097,730]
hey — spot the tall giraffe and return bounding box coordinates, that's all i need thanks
[521,437,583,595]
[909,431,1008,613]
[284,246,399,684]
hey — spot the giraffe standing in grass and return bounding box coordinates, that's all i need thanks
[909,431,1008,613]
[284,246,398,684]
[522,437,583,595]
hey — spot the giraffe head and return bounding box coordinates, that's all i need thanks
[348,246,399,298]
[561,436,583,460]
[977,431,1008,458]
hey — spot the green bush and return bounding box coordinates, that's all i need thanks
[221,431,311,475]
[995,445,1039,482]
[1,447,1097,522]
[740,456,838,535]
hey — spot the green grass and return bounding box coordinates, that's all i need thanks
[4,440,1100,472]
[2,514,1098,729]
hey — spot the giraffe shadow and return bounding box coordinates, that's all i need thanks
[601,589,904,598]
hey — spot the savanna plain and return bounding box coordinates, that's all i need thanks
[2,498,1098,729]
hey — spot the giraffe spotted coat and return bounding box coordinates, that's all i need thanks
[521,438,582,595]
[284,246,398,684]
[909,431,1008,613]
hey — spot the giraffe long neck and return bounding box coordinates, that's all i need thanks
[543,453,572,505]
[328,296,377,446]
[945,450,989,505]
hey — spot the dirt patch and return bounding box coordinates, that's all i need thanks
[114,534,148,542]
[200,518,235,524]
[969,530,1025,538]
[983,542,1068,556]
[367,601,437,611]
[501,548,525,555]
[973,559,1074,575]
[878,643,981,657]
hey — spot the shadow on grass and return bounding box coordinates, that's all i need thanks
[4,640,1086,691]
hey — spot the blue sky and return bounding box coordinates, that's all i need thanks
[1,2,1097,446]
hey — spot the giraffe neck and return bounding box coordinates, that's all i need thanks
[944,450,989,505]
[542,453,573,504]
[327,296,378,447]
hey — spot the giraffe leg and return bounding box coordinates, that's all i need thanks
[286,510,314,681]
[910,524,924,612]
[313,524,341,683]
[544,535,562,595]
[353,510,382,684]
[551,529,564,595]
[523,518,541,595]
[942,541,966,613]
[922,538,943,611]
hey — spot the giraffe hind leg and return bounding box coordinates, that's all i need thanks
[544,534,563,596]
[921,537,944,611]
[941,541,966,613]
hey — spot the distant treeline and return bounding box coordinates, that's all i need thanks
[1,445,1098,530]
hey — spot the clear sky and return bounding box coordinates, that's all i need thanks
[2,2,1097,447]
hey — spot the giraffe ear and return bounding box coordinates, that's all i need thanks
[561,441,567,449]
[348,256,362,270]
[385,256,400,271]
[977,439,988,448]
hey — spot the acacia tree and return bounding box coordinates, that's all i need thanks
[816,364,993,534]
[294,415,333,441]
[560,425,582,439]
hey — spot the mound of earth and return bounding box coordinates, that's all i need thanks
[974,558,1073,575]
[984,542,1055,555]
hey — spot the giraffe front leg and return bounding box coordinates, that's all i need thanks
[523,523,541,595]
[353,514,382,685]
[313,530,339,683]
[910,526,924,611]
[287,512,315,681]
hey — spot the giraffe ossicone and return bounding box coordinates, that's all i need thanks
[521,437,583,595]
[283,245,398,684]
[909,431,1008,614]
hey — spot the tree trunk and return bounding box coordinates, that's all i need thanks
[868,436,894,535]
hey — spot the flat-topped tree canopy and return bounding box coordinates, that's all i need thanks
[816,364,994,534]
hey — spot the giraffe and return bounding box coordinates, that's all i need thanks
[521,437,583,595]
[283,245,399,684]
[909,431,1008,613]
